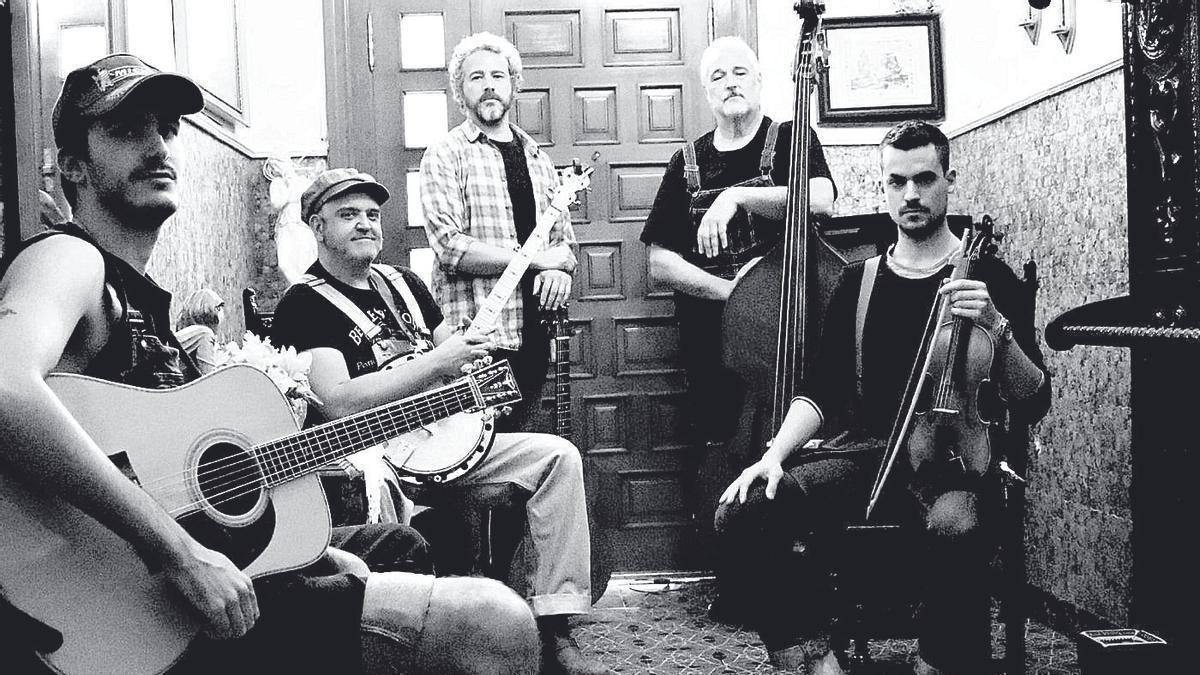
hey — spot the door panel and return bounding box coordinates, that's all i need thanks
[326,0,472,277]
[473,0,710,571]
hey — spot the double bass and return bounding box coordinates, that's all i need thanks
[721,2,841,461]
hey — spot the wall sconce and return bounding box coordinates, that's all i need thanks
[1051,0,1077,54]
[1019,4,1043,45]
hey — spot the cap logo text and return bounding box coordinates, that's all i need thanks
[93,65,150,92]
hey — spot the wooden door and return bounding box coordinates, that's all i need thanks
[325,0,472,270]
[471,0,711,572]
[328,0,754,572]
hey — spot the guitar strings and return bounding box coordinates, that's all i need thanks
[138,378,472,493]
[131,379,483,517]
[163,387,472,516]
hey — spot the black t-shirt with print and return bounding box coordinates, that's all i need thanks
[270,262,444,382]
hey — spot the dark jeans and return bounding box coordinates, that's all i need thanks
[330,522,433,574]
[493,335,550,434]
[713,449,997,671]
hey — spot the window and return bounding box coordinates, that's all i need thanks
[120,0,248,128]
[113,0,327,156]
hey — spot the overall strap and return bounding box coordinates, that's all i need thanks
[370,264,427,332]
[855,256,882,403]
[682,141,701,194]
[301,274,384,342]
[759,120,782,178]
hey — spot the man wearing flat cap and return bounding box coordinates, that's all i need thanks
[0,55,540,674]
[270,166,612,675]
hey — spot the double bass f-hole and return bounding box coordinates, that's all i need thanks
[867,217,1002,518]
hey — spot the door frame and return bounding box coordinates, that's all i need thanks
[6,0,44,249]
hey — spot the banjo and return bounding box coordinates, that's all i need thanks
[388,163,592,484]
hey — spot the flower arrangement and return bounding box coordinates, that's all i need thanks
[214,331,321,424]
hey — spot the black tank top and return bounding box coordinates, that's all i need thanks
[14,224,199,387]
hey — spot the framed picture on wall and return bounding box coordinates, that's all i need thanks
[817,13,945,124]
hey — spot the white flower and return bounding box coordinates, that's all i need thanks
[215,331,321,422]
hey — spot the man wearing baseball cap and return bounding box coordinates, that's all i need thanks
[271,166,612,674]
[0,55,538,674]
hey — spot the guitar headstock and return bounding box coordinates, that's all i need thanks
[541,303,570,329]
[466,360,523,409]
[552,162,594,212]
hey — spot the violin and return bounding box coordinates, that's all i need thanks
[867,217,1000,518]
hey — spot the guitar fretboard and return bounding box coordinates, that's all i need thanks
[253,381,477,485]
[553,329,571,438]
[471,204,564,333]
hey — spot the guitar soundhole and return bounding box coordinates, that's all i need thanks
[197,442,266,518]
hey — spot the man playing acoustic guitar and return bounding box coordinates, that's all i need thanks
[270,168,611,675]
[0,54,539,674]
[715,121,1051,675]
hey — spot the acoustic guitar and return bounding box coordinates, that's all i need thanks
[0,362,520,675]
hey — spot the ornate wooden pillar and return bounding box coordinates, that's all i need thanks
[1048,0,1200,656]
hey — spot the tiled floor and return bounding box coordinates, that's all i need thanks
[572,575,1081,675]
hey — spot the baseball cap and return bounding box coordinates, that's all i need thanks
[300,168,391,223]
[52,53,204,148]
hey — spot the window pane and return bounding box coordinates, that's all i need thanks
[125,0,177,71]
[59,24,108,77]
[409,248,435,292]
[400,13,445,70]
[403,91,447,149]
[184,0,240,108]
[406,170,425,229]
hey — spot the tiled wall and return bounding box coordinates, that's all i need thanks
[821,70,1133,622]
[147,123,297,342]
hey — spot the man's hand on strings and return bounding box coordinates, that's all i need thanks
[432,323,494,377]
[941,278,1003,333]
[718,457,785,505]
[697,190,741,258]
[533,269,572,311]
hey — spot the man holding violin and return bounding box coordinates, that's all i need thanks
[715,121,1050,675]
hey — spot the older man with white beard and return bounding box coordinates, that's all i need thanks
[638,35,838,623]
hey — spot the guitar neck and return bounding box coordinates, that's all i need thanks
[552,319,572,438]
[471,202,565,334]
[255,379,478,485]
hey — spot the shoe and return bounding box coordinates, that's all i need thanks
[541,632,614,675]
[807,651,847,675]
[913,654,942,675]
[767,646,846,675]
[706,595,753,626]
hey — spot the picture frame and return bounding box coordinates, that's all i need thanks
[817,13,945,125]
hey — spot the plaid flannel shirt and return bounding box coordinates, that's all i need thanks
[419,119,577,349]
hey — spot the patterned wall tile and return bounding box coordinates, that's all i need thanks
[821,72,1132,622]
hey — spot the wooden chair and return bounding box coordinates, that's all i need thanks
[827,259,1038,675]
[242,287,273,338]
